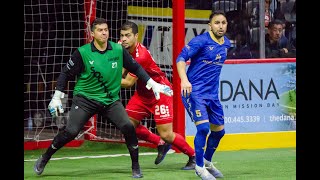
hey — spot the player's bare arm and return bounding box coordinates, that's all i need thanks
[177,61,192,97]
[121,72,138,88]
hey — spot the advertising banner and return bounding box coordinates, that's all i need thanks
[186,61,296,135]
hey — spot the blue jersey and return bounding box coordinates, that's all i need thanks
[177,32,231,99]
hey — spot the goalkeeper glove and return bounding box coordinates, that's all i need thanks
[48,90,65,118]
[146,78,173,100]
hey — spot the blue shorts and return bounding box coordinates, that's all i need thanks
[181,94,224,125]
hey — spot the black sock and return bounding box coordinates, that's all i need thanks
[43,130,75,159]
[127,145,140,169]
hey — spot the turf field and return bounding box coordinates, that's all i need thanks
[24,141,296,179]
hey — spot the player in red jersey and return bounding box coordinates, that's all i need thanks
[119,21,195,170]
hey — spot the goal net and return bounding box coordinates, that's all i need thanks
[24,0,173,145]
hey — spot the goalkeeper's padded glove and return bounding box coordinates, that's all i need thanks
[48,90,65,118]
[146,78,173,100]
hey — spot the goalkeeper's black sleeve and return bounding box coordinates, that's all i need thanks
[56,49,84,92]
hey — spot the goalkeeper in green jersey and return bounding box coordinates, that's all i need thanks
[33,18,173,178]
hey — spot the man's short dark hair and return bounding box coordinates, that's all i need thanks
[209,10,226,22]
[121,21,139,34]
[91,18,108,32]
[268,19,284,29]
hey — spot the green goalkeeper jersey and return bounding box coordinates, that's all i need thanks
[73,41,123,105]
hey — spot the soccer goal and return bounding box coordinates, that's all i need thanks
[24,0,185,148]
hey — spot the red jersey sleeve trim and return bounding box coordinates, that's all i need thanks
[128,72,137,78]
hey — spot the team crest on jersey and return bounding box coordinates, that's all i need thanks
[215,54,221,61]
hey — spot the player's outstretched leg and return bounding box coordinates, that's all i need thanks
[34,155,49,175]
[155,142,172,165]
[195,165,216,180]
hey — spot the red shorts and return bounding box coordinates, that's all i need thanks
[125,92,173,125]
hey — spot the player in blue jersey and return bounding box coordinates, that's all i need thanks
[176,10,231,180]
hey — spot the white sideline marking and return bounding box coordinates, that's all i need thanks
[24,149,176,162]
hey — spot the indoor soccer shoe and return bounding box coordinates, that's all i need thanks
[205,162,224,178]
[132,167,143,178]
[34,155,49,175]
[195,166,216,180]
[182,156,196,170]
[154,143,172,165]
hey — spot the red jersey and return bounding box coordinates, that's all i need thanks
[128,43,171,100]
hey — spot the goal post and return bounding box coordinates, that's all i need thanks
[172,0,186,138]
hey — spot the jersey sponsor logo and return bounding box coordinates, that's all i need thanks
[213,62,223,66]
[107,56,119,61]
[202,59,223,66]
[89,60,94,65]
[202,60,213,64]
[90,66,112,98]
